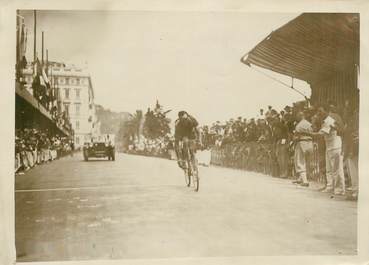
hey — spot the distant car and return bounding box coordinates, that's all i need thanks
[83,134,115,161]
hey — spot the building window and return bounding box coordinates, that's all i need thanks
[76,136,80,145]
[65,88,70,99]
[76,121,80,130]
[65,77,69,85]
[76,78,80,85]
[75,103,81,116]
[59,77,65,84]
[75,89,80,99]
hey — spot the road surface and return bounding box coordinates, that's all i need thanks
[15,153,357,262]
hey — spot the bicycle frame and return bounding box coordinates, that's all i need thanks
[177,137,199,191]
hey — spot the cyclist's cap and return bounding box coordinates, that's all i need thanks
[178,111,187,117]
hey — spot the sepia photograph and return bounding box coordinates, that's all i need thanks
[9,7,363,264]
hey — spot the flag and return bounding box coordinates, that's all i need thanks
[33,58,42,77]
[19,56,27,69]
[42,66,50,85]
[39,75,46,87]
[24,28,28,55]
[19,22,26,58]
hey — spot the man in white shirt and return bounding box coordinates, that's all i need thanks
[293,111,313,187]
[309,106,345,195]
[257,108,265,120]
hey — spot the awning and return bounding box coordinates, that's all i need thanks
[241,13,359,85]
[15,82,72,136]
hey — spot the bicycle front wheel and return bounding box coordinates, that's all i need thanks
[191,158,199,192]
[184,165,191,187]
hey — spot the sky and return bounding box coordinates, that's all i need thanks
[20,10,311,125]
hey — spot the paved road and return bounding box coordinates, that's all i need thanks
[15,153,357,262]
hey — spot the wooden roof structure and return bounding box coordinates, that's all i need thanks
[241,13,359,86]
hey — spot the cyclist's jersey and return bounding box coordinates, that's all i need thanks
[174,116,199,140]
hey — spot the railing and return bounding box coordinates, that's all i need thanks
[15,148,78,173]
[210,140,325,182]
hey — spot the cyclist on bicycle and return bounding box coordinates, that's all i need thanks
[174,111,201,170]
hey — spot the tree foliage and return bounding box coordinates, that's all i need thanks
[118,101,171,149]
[143,100,171,139]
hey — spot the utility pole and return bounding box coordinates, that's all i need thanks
[46,48,48,73]
[33,10,36,62]
[42,31,44,65]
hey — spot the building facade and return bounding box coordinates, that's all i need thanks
[23,62,100,148]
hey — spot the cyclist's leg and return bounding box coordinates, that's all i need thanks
[175,139,187,170]
[182,137,191,170]
[188,139,198,170]
[174,139,180,159]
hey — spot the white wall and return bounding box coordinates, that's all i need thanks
[0,4,16,264]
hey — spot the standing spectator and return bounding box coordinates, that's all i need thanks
[328,104,345,138]
[283,106,294,131]
[257,108,265,120]
[292,111,313,187]
[70,140,75,157]
[310,106,345,195]
[273,115,289,178]
[265,105,273,119]
[344,108,359,200]
[328,104,345,193]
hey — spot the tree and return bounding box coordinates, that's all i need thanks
[117,101,171,150]
[143,101,171,140]
[117,110,143,149]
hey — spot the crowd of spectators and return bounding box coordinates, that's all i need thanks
[202,99,359,200]
[15,128,74,174]
[32,78,72,132]
[126,136,171,159]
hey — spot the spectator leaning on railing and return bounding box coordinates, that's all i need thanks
[15,128,73,174]
[304,105,345,195]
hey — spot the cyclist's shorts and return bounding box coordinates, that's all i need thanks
[176,138,198,153]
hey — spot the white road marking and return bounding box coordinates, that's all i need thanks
[15,184,180,193]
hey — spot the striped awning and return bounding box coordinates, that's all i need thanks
[241,13,359,85]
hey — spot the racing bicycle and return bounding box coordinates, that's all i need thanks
[181,137,199,192]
